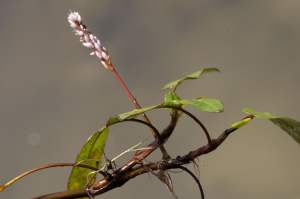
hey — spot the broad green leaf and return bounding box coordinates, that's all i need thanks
[106,99,223,126]
[243,108,300,144]
[180,99,223,113]
[161,68,220,91]
[68,127,109,194]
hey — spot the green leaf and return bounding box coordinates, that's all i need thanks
[243,108,279,119]
[106,99,223,126]
[270,118,300,144]
[243,108,300,144]
[180,99,223,113]
[229,118,252,130]
[165,92,183,111]
[165,92,181,101]
[161,68,220,91]
[165,92,184,119]
[68,127,109,194]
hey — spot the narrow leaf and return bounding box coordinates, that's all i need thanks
[161,68,220,91]
[243,108,278,119]
[106,98,223,126]
[243,108,300,144]
[68,127,109,193]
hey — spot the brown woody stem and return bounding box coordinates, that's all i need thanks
[32,127,235,199]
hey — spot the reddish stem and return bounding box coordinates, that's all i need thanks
[0,163,102,193]
[109,65,169,157]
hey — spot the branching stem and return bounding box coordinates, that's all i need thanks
[32,124,233,199]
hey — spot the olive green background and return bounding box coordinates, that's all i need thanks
[1,1,300,199]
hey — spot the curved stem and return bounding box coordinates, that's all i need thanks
[34,124,240,199]
[162,106,212,147]
[115,116,178,175]
[0,163,101,192]
[175,166,204,199]
[123,118,162,145]
[107,118,162,145]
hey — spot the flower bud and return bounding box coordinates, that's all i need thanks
[101,52,109,60]
[82,42,94,49]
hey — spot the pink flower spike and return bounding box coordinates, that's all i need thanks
[101,52,109,60]
[95,51,102,59]
[68,11,111,66]
[83,43,94,49]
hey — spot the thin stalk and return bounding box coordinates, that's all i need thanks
[109,65,169,157]
[0,163,101,192]
[162,106,212,147]
[122,119,162,145]
[175,166,204,199]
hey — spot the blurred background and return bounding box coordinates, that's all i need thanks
[1,1,300,199]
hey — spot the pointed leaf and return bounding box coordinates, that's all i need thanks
[243,108,300,144]
[106,99,223,126]
[180,99,223,113]
[243,108,279,119]
[161,68,220,91]
[68,127,109,193]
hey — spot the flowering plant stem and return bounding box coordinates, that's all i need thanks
[109,64,169,158]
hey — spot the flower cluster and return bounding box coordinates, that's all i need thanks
[68,11,111,69]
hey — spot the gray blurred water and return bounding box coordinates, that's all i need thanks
[1,1,300,199]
